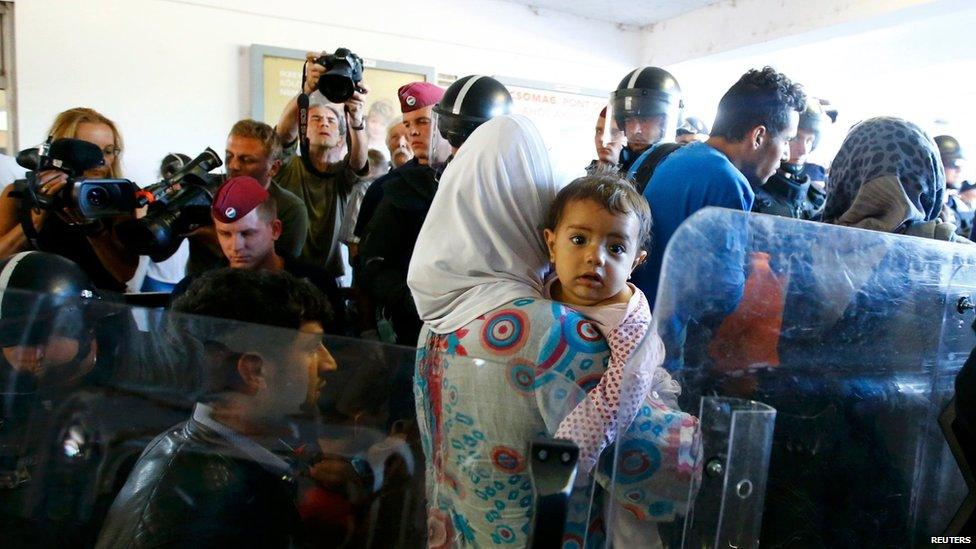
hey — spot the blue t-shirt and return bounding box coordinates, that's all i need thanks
[633,141,754,306]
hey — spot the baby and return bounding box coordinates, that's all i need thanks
[543,173,699,542]
[544,172,674,468]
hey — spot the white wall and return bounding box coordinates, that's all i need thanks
[14,0,641,184]
[16,0,976,185]
[640,0,947,67]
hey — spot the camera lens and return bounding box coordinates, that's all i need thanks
[86,186,108,207]
[319,73,354,103]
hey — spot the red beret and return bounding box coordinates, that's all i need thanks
[398,82,444,113]
[212,176,269,223]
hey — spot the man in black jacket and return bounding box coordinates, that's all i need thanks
[95,269,335,548]
[357,77,512,345]
[352,82,445,246]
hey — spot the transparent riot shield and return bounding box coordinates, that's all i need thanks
[0,288,423,548]
[603,314,772,548]
[927,248,976,538]
[618,207,976,548]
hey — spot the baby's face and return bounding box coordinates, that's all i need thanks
[544,199,646,307]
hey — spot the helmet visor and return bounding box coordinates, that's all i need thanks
[611,89,682,148]
[427,110,453,171]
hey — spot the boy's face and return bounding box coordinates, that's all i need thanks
[544,198,647,307]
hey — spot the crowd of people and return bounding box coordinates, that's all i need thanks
[0,50,975,548]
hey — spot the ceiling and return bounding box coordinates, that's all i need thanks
[500,0,722,27]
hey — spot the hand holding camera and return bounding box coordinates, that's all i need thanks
[34,170,69,197]
[304,48,370,128]
[304,47,365,104]
[14,138,140,227]
[303,52,327,96]
[345,80,370,129]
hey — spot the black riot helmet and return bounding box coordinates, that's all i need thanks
[433,75,513,149]
[936,135,965,168]
[610,66,683,145]
[0,252,100,348]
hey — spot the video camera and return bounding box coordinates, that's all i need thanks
[313,47,364,104]
[116,148,223,262]
[13,138,223,262]
[14,137,140,220]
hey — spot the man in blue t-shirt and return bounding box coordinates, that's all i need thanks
[635,67,806,307]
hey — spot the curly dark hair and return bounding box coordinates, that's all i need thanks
[172,268,333,330]
[710,66,806,142]
[171,269,334,401]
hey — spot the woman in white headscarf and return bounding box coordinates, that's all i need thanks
[408,115,690,547]
[408,114,603,547]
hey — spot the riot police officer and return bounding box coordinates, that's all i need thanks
[609,66,683,180]
[753,99,832,220]
[0,252,108,545]
[936,135,974,238]
[432,75,513,159]
[0,252,182,547]
[359,76,512,345]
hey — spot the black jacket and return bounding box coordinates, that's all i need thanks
[358,163,437,346]
[353,159,421,242]
[617,146,641,174]
[753,168,826,220]
[95,416,301,548]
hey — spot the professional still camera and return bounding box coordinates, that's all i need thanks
[313,47,365,103]
[14,137,140,220]
[115,148,223,262]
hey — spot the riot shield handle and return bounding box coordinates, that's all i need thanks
[682,397,776,549]
[527,437,579,548]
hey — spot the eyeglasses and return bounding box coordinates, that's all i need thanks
[101,146,122,158]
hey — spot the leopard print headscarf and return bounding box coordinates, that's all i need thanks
[823,117,944,224]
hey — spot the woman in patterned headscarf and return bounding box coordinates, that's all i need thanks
[763,117,972,546]
[823,116,970,242]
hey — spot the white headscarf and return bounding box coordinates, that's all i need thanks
[407,114,557,334]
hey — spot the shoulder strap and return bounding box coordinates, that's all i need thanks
[632,142,685,194]
[10,179,40,249]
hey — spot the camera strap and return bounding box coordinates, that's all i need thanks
[13,178,41,250]
[298,60,311,162]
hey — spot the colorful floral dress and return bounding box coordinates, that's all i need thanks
[415,298,700,548]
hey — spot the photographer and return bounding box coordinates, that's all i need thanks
[276,50,369,279]
[0,108,137,292]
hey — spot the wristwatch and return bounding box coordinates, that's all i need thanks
[350,119,366,131]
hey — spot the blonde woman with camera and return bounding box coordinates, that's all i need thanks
[0,107,137,291]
